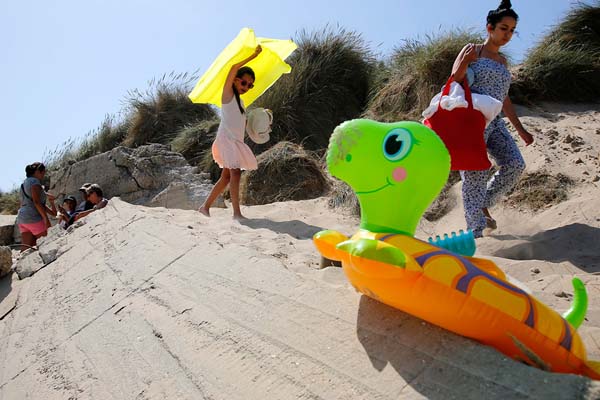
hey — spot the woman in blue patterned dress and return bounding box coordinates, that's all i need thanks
[451,0,534,238]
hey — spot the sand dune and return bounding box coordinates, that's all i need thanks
[1,103,600,399]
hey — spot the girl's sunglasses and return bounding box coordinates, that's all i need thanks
[239,79,254,89]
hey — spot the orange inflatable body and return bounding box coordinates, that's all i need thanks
[315,119,600,379]
[315,229,600,379]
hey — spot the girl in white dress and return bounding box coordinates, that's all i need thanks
[199,45,262,220]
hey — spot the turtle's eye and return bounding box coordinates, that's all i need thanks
[383,128,412,161]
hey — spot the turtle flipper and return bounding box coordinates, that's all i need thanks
[336,238,423,272]
[337,238,406,267]
[313,230,349,261]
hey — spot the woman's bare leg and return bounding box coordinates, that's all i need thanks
[20,232,35,252]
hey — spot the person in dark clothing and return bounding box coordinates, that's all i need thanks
[73,184,109,222]
[75,183,94,212]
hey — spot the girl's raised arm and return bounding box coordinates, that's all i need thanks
[222,45,262,103]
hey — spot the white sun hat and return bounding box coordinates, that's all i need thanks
[246,107,273,144]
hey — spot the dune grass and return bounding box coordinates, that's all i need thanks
[512,2,600,103]
[170,119,220,165]
[365,29,484,121]
[44,72,217,170]
[83,114,129,158]
[74,114,130,161]
[327,179,360,216]
[39,5,599,211]
[503,171,574,210]
[0,190,20,215]
[252,26,376,151]
[423,171,462,221]
[123,72,217,147]
[42,112,131,172]
[240,141,328,205]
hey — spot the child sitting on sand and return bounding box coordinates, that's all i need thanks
[73,184,109,222]
[57,195,77,229]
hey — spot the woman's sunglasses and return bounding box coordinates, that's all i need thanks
[239,79,254,89]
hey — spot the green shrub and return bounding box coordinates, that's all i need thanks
[503,172,574,210]
[43,113,130,171]
[253,26,375,151]
[327,179,360,216]
[512,2,600,102]
[240,141,328,205]
[170,119,219,164]
[0,190,20,215]
[123,72,217,147]
[77,114,130,160]
[197,148,222,183]
[44,73,219,171]
[366,30,484,121]
[423,171,461,221]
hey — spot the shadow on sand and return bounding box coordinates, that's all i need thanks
[487,223,600,272]
[239,218,323,239]
[0,273,15,320]
[355,295,591,399]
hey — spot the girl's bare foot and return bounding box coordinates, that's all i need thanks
[198,206,210,217]
[485,216,497,230]
[233,214,247,221]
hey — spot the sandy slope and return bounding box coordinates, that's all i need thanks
[1,103,600,399]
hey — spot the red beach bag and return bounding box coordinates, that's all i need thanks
[424,76,491,171]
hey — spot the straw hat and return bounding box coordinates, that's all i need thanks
[246,108,273,144]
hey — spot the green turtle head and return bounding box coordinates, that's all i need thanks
[327,119,450,235]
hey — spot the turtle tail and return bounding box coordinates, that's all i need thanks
[562,277,588,329]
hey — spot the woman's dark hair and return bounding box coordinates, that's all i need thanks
[232,66,255,114]
[86,184,104,198]
[25,162,46,178]
[487,0,519,27]
[64,196,77,209]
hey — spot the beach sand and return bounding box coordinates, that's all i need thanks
[1,103,600,399]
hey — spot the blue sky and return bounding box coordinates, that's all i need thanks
[1,0,578,192]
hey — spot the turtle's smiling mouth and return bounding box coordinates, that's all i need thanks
[356,177,393,195]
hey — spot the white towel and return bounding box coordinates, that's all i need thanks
[422,82,503,127]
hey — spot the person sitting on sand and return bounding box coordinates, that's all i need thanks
[73,184,109,222]
[57,195,77,229]
[74,183,94,213]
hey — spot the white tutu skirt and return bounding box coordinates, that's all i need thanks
[212,133,257,170]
